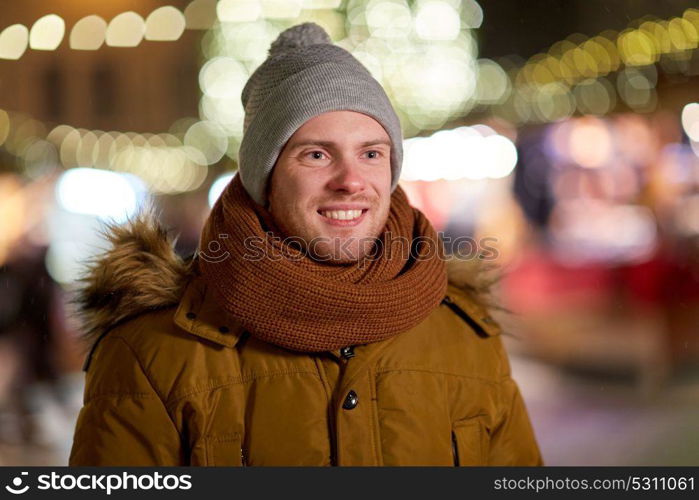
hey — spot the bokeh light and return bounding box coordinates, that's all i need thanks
[401,125,518,182]
[55,168,146,222]
[208,172,236,207]
[0,24,29,60]
[29,14,65,50]
[145,6,186,41]
[681,103,699,141]
[105,12,145,47]
[69,15,107,50]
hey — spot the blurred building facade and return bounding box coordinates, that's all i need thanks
[0,0,199,133]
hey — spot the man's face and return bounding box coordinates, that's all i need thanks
[267,110,393,262]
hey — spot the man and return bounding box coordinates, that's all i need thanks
[69,23,542,466]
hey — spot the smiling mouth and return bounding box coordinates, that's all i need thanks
[317,209,368,221]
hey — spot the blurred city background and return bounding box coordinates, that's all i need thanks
[0,0,698,465]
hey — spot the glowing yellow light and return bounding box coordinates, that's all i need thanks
[415,1,461,41]
[23,139,58,178]
[514,62,533,86]
[116,145,208,194]
[108,133,133,166]
[47,124,74,145]
[70,15,107,50]
[217,22,278,62]
[217,0,261,22]
[5,118,45,156]
[461,0,484,29]
[302,0,342,8]
[353,50,384,83]
[570,47,595,78]
[60,129,82,168]
[158,133,181,147]
[29,14,65,50]
[94,132,116,168]
[184,121,227,165]
[531,60,555,85]
[295,9,345,40]
[532,82,574,122]
[366,1,412,39]
[541,55,563,80]
[182,145,207,166]
[260,0,303,19]
[617,68,656,112]
[76,131,98,166]
[618,29,657,66]
[106,12,145,47]
[684,8,699,30]
[0,24,29,60]
[639,21,665,55]
[199,56,248,99]
[559,48,581,81]
[395,45,476,114]
[184,0,217,29]
[595,33,620,71]
[475,59,510,104]
[169,117,199,138]
[0,110,9,146]
[668,17,698,50]
[549,39,576,57]
[581,39,610,74]
[146,134,165,148]
[573,78,615,116]
[145,6,186,41]
[130,133,148,147]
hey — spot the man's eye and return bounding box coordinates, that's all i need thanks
[306,151,326,160]
[365,150,383,159]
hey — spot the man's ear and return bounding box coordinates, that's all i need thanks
[263,169,274,211]
[265,154,285,209]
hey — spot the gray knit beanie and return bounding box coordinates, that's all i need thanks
[238,22,404,206]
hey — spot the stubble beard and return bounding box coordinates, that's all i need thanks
[271,202,390,264]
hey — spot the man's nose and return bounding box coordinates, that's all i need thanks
[326,158,366,194]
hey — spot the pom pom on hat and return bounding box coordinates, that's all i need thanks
[268,22,332,57]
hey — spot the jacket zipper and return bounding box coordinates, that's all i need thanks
[329,410,338,466]
[451,431,459,466]
[328,349,355,466]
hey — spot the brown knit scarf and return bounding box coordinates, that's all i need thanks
[197,174,447,352]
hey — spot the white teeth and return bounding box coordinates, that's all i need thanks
[320,210,363,220]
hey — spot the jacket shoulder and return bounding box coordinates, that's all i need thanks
[84,305,222,404]
[378,288,511,382]
[74,205,194,354]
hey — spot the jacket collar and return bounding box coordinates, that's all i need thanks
[172,275,502,348]
[173,275,246,348]
[76,205,502,351]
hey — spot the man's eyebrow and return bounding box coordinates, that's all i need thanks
[288,139,392,150]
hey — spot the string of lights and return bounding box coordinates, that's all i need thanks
[0,1,697,194]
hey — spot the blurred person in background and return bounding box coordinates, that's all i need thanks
[0,173,75,458]
[68,23,542,466]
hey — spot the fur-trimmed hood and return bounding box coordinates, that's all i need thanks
[75,208,502,350]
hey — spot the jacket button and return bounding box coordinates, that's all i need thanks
[340,346,355,359]
[186,312,197,319]
[342,390,358,410]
